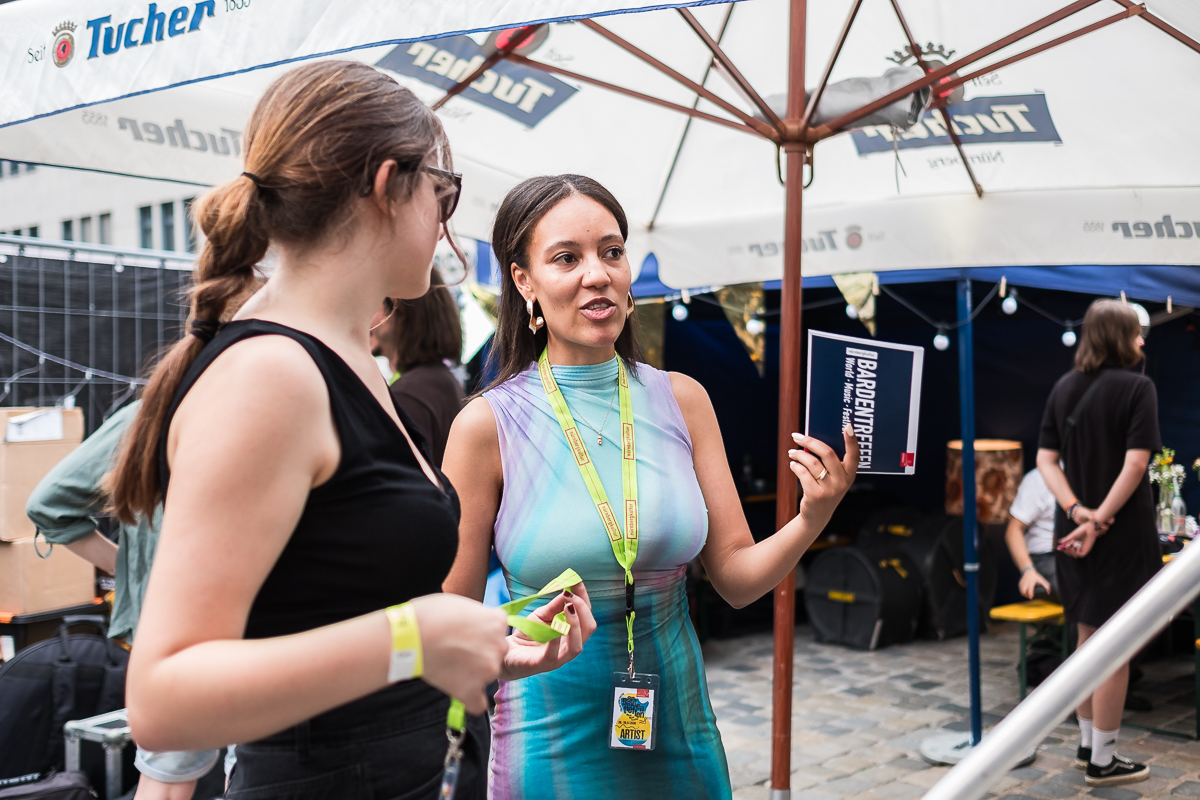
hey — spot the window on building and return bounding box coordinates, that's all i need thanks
[139,206,153,249]
[24,164,35,173]
[79,217,92,243]
[161,202,175,251]
[182,198,196,253]
[99,213,112,245]
[62,219,74,241]
[8,162,19,178]
[11,229,20,236]
[28,226,38,238]
[0,161,5,180]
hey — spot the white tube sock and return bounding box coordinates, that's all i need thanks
[1078,716,1093,748]
[1091,726,1118,767]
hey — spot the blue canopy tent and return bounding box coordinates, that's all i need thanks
[655,263,1199,745]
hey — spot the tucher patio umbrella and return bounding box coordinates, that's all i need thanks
[2,1,1198,796]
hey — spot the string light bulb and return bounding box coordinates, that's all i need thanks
[1001,292,1018,315]
[845,304,859,320]
[671,302,689,321]
[1062,327,1077,347]
[933,328,950,351]
[746,317,765,335]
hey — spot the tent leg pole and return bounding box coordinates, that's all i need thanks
[772,3,807,796]
[957,277,983,745]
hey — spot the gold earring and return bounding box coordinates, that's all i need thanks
[527,298,544,334]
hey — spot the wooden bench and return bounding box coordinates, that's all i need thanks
[990,599,1069,699]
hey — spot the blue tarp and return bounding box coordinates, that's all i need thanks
[764,265,1200,307]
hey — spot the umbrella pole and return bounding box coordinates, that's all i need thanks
[957,278,983,745]
[771,2,807,797]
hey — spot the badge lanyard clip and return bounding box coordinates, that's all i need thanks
[625,578,636,678]
[439,701,467,800]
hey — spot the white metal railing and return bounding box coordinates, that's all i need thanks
[925,541,1200,800]
[0,233,195,270]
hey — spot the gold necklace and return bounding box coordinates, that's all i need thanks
[565,380,618,446]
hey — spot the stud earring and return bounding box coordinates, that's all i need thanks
[527,298,544,334]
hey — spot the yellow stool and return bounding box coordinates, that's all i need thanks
[990,599,1068,699]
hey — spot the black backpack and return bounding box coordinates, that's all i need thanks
[0,617,127,781]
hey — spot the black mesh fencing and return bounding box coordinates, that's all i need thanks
[0,252,191,435]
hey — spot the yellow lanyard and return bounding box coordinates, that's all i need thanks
[536,349,639,658]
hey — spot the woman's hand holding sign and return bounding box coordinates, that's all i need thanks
[790,424,860,533]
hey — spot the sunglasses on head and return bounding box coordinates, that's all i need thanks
[423,165,462,224]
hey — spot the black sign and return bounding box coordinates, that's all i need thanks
[806,331,924,475]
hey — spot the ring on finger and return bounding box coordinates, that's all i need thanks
[817,468,828,481]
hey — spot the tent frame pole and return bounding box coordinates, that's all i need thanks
[771,2,807,798]
[957,278,983,745]
[1110,0,1200,54]
[934,4,1147,97]
[506,54,766,137]
[811,0,1105,138]
[887,0,984,198]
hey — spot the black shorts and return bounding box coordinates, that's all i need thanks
[226,681,488,800]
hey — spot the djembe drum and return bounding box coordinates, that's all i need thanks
[945,439,1023,524]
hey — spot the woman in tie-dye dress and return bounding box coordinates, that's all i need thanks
[443,175,859,800]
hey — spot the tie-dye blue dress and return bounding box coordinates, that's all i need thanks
[483,357,732,800]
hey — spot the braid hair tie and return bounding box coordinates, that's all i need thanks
[189,318,222,344]
[242,171,264,189]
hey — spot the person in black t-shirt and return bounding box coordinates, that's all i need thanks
[1037,299,1160,788]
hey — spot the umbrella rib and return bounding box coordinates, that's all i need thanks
[506,54,764,138]
[935,4,1147,97]
[888,0,984,198]
[811,0,1104,139]
[1109,0,1200,55]
[579,18,780,142]
[430,24,544,111]
[798,0,866,138]
[676,8,783,132]
[648,4,737,230]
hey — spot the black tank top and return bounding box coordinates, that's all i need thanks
[158,319,461,639]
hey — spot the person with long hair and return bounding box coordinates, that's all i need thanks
[442,175,858,799]
[1037,299,1160,788]
[110,63,595,800]
[370,266,465,466]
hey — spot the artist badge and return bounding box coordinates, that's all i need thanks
[609,672,659,751]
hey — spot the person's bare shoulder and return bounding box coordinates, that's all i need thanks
[667,371,714,424]
[448,396,499,451]
[170,335,335,479]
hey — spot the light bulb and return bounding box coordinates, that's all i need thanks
[845,304,859,320]
[746,318,765,335]
[933,332,950,351]
[1001,295,1018,315]
[1062,329,1077,347]
[671,302,689,322]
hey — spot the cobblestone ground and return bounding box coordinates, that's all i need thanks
[704,623,1200,800]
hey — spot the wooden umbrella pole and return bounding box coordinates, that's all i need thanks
[771,2,806,798]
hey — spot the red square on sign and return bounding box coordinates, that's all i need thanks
[900,452,915,468]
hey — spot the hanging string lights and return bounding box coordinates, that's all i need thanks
[877,277,1143,350]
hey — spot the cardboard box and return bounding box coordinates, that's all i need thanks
[0,537,95,616]
[0,407,84,542]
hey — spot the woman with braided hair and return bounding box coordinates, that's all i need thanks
[110,61,595,799]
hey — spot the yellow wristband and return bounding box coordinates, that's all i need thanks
[384,603,423,682]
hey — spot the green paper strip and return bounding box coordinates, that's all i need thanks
[446,568,581,732]
[499,567,581,642]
